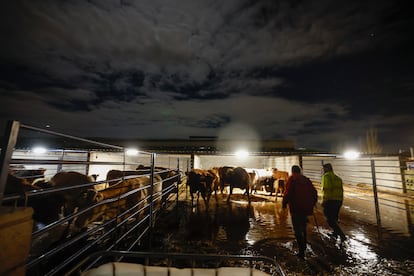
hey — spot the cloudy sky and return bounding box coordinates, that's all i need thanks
[0,0,413,153]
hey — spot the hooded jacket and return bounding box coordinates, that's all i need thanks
[282,173,317,216]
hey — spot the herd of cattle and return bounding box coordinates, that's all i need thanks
[3,165,289,235]
[4,166,179,235]
[186,166,289,210]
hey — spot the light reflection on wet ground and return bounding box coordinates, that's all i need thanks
[151,190,414,275]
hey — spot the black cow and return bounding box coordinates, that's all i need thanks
[226,167,251,203]
[252,176,275,195]
[216,166,235,194]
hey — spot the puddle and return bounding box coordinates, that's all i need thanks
[148,192,414,275]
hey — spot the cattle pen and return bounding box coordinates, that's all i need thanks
[0,121,288,275]
[1,120,414,275]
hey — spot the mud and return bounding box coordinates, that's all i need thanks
[147,190,414,275]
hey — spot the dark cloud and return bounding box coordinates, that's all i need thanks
[183,114,231,129]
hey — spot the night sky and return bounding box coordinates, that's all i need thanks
[1,0,413,153]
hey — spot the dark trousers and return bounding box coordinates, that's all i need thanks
[291,215,308,254]
[323,200,346,239]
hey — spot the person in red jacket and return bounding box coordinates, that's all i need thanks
[282,165,318,259]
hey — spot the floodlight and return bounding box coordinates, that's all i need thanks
[235,149,249,159]
[125,148,139,156]
[32,146,47,154]
[344,150,360,160]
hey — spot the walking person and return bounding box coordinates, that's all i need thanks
[282,165,318,259]
[321,163,347,242]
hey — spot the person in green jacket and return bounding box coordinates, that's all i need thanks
[321,163,347,242]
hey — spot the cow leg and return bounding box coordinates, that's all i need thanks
[278,180,285,197]
[197,191,201,205]
[59,203,77,240]
[275,180,279,196]
[246,187,250,203]
[226,186,232,203]
[205,193,211,211]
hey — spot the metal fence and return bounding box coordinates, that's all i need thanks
[302,154,414,238]
[0,121,184,275]
[69,250,286,276]
[1,120,413,274]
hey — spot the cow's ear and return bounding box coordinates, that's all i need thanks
[96,193,104,202]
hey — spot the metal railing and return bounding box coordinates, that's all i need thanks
[68,250,286,276]
[0,120,184,275]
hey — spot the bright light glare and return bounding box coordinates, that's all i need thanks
[344,150,360,160]
[32,147,47,154]
[235,149,249,159]
[125,148,139,156]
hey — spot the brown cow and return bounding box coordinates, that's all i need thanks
[49,171,96,216]
[106,169,144,182]
[207,168,220,195]
[136,165,180,204]
[186,169,218,210]
[76,175,162,229]
[9,166,47,185]
[4,173,39,196]
[272,168,289,197]
[3,173,69,228]
[107,166,180,205]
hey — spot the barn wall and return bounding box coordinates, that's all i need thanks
[11,150,89,179]
[10,149,405,193]
[194,155,300,173]
[266,155,301,172]
[11,150,191,182]
[88,151,142,181]
[195,155,267,169]
[154,154,191,172]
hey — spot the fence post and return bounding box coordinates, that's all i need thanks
[370,159,382,239]
[0,120,20,204]
[149,153,155,228]
[147,153,155,250]
[176,157,180,206]
[399,155,408,194]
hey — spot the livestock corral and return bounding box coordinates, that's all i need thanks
[1,121,414,275]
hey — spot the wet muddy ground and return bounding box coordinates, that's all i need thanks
[148,189,414,275]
